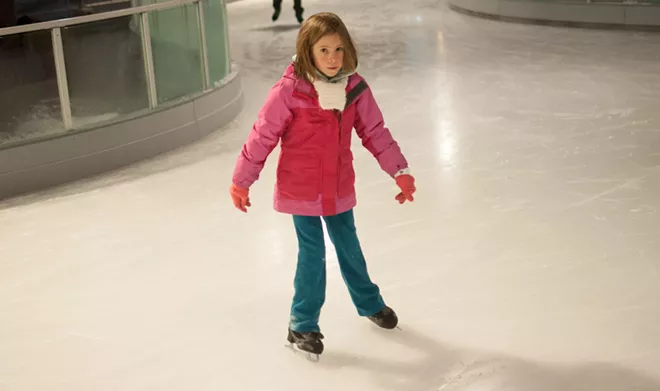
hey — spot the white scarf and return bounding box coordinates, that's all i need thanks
[313,77,348,111]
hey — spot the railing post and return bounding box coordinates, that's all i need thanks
[221,0,232,73]
[140,12,158,109]
[197,0,211,90]
[51,27,73,130]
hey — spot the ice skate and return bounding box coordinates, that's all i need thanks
[272,5,281,21]
[368,306,399,329]
[287,328,324,361]
[295,7,304,23]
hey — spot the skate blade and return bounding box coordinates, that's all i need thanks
[285,343,320,362]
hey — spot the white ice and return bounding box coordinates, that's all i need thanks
[2,0,660,390]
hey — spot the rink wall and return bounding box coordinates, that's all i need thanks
[0,70,243,200]
[449,0,660,30]
[0,0,243,200]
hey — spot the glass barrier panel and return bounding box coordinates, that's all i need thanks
[12,0,132,24]
[0,30,64,147]
[62,15,150,128]
[204,0,231,85]
[149,4,204,104]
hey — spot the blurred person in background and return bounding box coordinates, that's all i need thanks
[272,0,303,23]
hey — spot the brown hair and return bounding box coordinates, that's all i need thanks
[294,12,358,83]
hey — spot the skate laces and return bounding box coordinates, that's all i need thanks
[306,332,324,340]
[373,307,393,319]
[293,330,324,340]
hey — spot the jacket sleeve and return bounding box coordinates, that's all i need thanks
[354,82,409,177]
[232,80,293,188]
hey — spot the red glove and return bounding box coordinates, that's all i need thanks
[230,184,251,212]
[395,174,415,204]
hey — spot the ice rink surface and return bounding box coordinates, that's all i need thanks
[2,0,660,389]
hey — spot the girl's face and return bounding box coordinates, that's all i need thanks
[312,33,344,77]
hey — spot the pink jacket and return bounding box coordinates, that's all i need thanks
[232,63,408,216]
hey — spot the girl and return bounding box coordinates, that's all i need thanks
[230,12,416,356]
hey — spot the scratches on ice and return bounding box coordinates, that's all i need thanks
[384,218,425,229]
[567,177,644,208]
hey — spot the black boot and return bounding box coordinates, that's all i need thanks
[294,7,304,23]
[287,328,324,355]
[368,306,398,329]
[272,5,281,22]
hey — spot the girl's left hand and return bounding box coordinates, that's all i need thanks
[395,174,416,204]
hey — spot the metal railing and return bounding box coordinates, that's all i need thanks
[0,0,226,131]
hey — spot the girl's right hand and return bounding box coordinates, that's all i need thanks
[230,184,251,213]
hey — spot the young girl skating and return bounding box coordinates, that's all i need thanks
[230,12,416,357]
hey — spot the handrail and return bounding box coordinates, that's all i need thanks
[0,0,200,37]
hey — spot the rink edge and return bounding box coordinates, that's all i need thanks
[0,66,244,201]
[449,0,660,32]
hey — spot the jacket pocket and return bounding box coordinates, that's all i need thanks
[277,150,320,201]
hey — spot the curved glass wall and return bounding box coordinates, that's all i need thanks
[0,0,232,148]
[518,0,660,3]
[450,0,660,34]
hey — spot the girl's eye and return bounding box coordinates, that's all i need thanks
[337,47,344,52]
[321,48,328,53]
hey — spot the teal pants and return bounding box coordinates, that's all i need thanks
[290,209,386,333]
